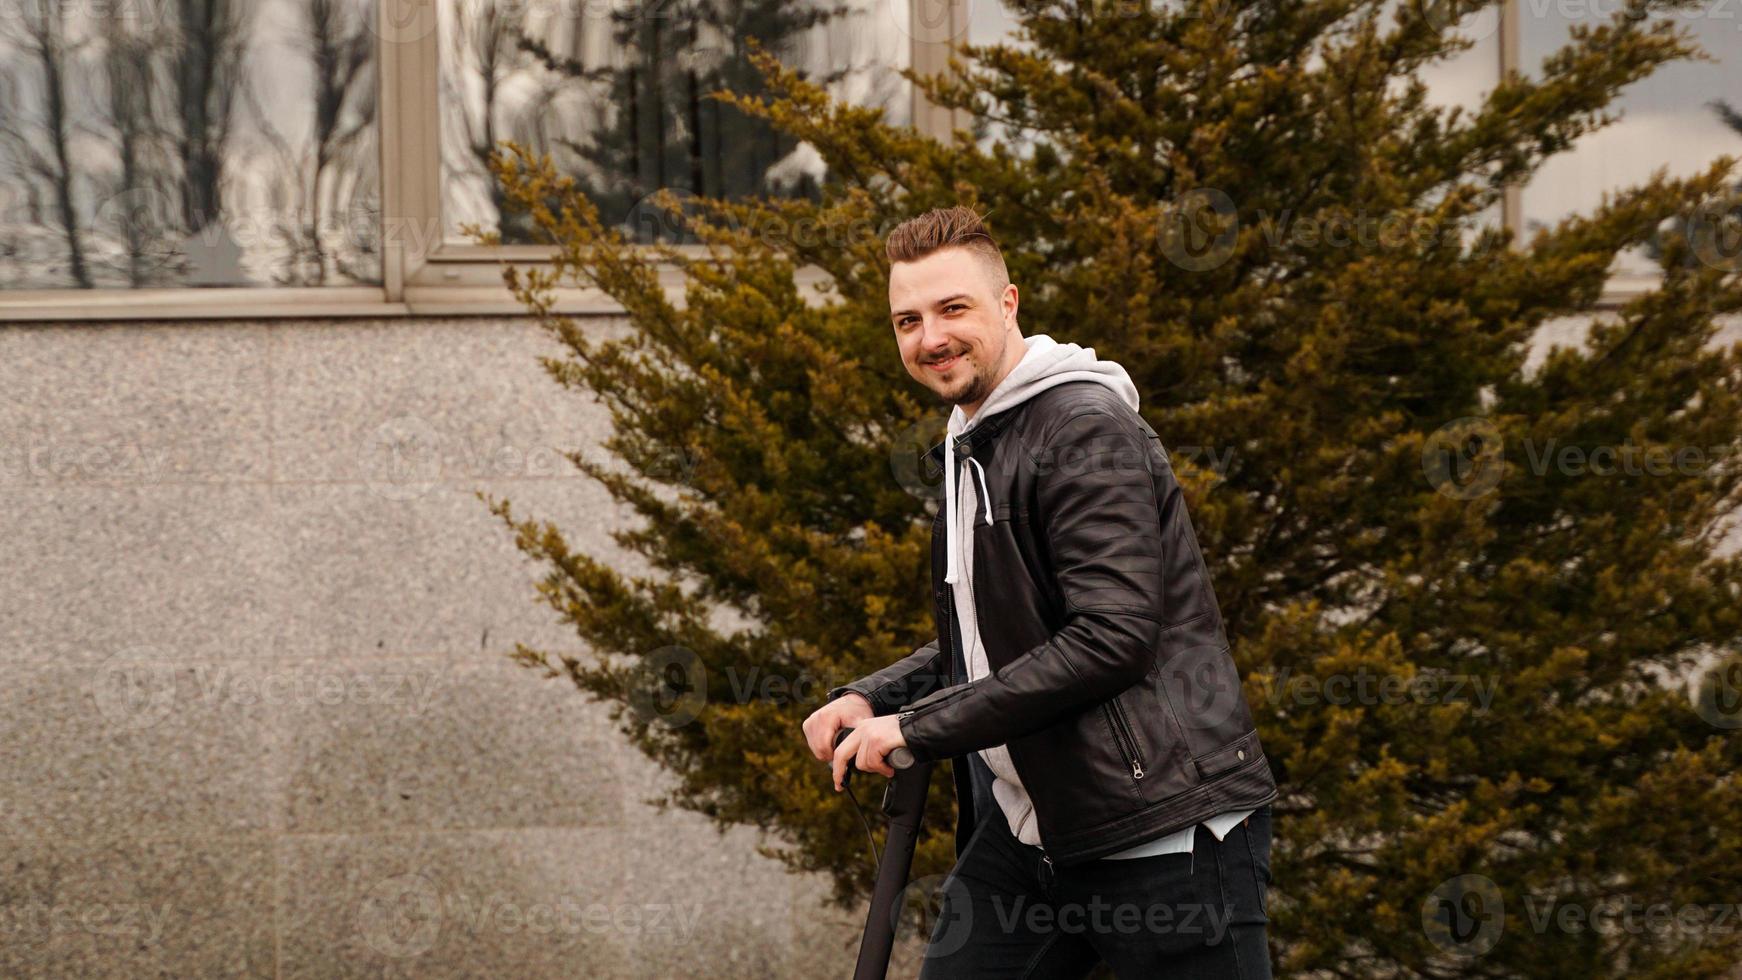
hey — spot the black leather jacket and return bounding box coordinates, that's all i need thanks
[831,380,1277,866]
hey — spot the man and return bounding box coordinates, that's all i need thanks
[801,206,1279,978]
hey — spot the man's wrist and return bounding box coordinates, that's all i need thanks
[827,686,876,713]
[895,710,928,763]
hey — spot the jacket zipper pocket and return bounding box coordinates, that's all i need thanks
[1105,699,1146,780]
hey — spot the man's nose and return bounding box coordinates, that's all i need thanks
[918,324,952,356]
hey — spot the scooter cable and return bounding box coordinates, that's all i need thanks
[843,779,882,874]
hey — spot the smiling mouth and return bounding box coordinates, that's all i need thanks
[926,352,963,372]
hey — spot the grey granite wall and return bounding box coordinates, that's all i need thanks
[0,316,876,978]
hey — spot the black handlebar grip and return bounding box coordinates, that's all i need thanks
[833,727,916,772]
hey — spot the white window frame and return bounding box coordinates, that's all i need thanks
[0,0,1669,321]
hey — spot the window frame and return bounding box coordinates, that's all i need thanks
[0,0,1677,321]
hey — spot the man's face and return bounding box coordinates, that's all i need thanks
[889,247,1017,410]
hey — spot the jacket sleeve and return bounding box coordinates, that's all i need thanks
[896,409,1167,761]
[828,637,949,716]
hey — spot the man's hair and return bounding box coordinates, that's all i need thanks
[885,205,1012,297]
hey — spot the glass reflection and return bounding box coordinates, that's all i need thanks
[0,0,381,289]
[1518,0,1742,272]
[438,0,913,245]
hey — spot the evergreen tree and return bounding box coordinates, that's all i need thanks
[480,1,1742,974]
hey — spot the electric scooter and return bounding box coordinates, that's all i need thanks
[834,727,935,980]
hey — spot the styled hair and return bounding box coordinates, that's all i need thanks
[885,205,1011,297]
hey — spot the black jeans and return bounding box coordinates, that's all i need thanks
[917,803,1274,979]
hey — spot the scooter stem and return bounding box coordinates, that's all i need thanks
[836,727,934,980]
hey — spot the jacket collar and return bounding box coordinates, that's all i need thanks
[920,406,1017,474]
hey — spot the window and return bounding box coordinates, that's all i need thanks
[437,0,912,245]
[1517,0,1742,275]
[1396,1,1509,237]
[0,0,381,289]
[1418,4,1505,115]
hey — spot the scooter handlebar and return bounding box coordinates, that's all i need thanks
[834,727,916,771]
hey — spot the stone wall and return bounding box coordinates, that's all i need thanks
[0,316,868,978]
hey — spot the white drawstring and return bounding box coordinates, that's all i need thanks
[967,456,993,525]
[943,432,994,586]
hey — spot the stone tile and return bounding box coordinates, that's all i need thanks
[276,827,639,979]
[267,317,614,488]
[601,815,852,979]
[283,656,627,834]
[0,660,286,841]
[276,818,860,980]
[268,477,640,661]
[0,321,271,488]
[0,482,283,667]
[0,835,276,979]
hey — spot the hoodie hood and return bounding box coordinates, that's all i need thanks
[942,333,1139,584]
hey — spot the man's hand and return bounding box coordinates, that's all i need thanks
[830,714,907,791]
[802,692,873,763]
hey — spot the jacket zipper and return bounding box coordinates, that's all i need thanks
[961,447,986,687]
[945,451,969,688]
[967,533,982,684]
[1105,699,1146,780]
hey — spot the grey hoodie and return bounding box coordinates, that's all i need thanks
[942,333,1251,858]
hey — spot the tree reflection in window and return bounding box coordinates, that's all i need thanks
[0,0,381,289]
[438,0,912,246]
[1517,2,1742,276]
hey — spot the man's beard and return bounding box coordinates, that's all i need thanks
[941,364,992,407]
[929,338,999,407]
